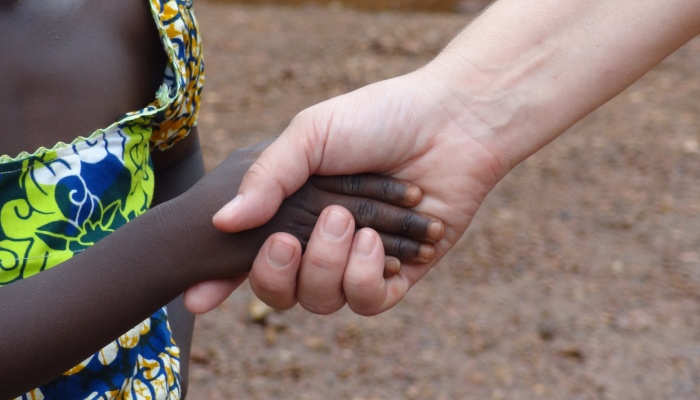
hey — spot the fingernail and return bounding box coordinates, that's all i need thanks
[355,229,377,256]
[427,220,445,241]
[384,257,401,275]
[404,186,422,206]
[418,244,436,262]
[213,194,243,222]
[322,209,350,239]
[268,239,295,268]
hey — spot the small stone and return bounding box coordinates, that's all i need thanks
[533,384,546,396]
[682,139,699,154]
[468,372,486,385]
[557,346,585,362]
[680,251,699,264]
[248,296,273,325]
[264,326,278,346]
[615,309,653,332]
[278,349,293,363]
[611,260,624,274]
[496,208,514,221]
[495,365,513,385]
[537,319,557,342]
[304,336,329,352]
[405,385,420,399]
[337,368,352,379]
[189,347,211,365]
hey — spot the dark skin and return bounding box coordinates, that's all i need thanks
[0,1,444,398]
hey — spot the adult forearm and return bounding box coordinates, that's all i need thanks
[428,0,700,170]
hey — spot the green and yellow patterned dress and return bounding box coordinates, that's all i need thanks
[2,1,204,398]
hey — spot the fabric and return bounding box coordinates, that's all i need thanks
[2,1,205,398]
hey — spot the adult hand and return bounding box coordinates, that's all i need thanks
[185,66,505,315]
[185,0,699,316]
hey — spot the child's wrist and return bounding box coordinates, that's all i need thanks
[158,151,261,285]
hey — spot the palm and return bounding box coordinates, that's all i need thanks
[201,71,506,316]
[308,72,504,286]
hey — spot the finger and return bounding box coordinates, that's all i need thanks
[311,174,422,207]
[212,109,341,234]
[327,194,445,243]
[184,277,247,314]
[384,256,402,278]
[344,228,410,316]
[378,232,436,264]
[249,233,303,310]
[297,205,355,314]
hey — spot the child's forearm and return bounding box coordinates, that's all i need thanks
[0,140,439,397]
[0,152,256,397]
[427,0,700,172]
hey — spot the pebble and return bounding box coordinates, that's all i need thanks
[248,296,274,324]
[264,326,278,346]
[615,309,653,332]
[679,251,699,263]
[304,336,330,352]
[682,139,698,154]
[557,346,585,362]
[189,347,212,365]
[537,319,557,342]
[611,260,625,274]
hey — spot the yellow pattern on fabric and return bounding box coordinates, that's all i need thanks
[5,0,203,398]
[146,0,205,151]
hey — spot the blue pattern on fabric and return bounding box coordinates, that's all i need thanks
[3,0,205,398]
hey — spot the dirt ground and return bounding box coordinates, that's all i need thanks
[188,2,700,399]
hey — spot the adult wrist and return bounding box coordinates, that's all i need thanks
[416,56,526,177]
[419,35,565,174]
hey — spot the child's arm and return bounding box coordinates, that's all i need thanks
[0,142,441,398]
[149,127,207,391]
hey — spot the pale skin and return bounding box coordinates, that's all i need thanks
[185,0,700,316]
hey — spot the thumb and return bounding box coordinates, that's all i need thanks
[212,115,324,232]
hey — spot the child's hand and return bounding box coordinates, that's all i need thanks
[268,174,442,263]
[179,145,443,315]
[246,173,444,314]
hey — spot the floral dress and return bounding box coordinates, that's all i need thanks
[1,1,204,399]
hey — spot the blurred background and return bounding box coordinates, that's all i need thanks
[190,1,700,398]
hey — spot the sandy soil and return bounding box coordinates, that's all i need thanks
[188,2,700,399]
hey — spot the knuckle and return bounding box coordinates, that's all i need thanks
[306,252,344,271]
[296,104,334,150]
[246,160,270,179]
[398,239,416,258]
[380,179,396,199]
[388,237,403,256]
[385,236,416,259]
[342,175,363,194]
[400,213,417,234]
[354,201,377,226]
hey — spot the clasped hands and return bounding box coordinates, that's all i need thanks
[184,67,506,317]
